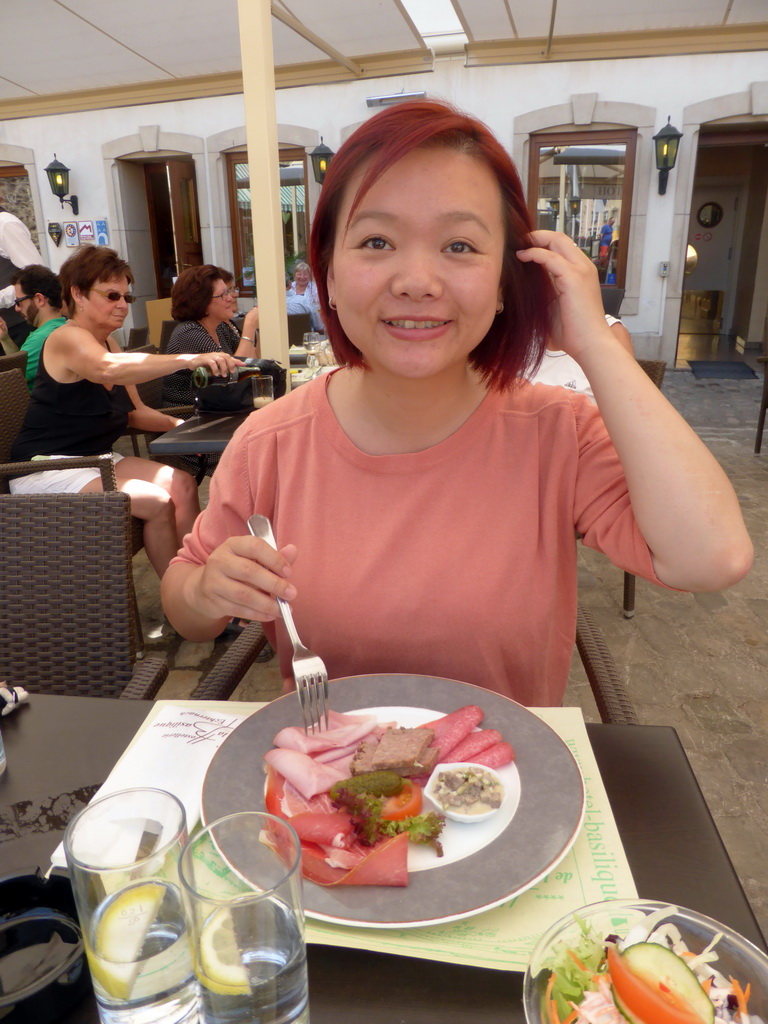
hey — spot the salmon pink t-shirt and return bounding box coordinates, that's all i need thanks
[174,372,661,706]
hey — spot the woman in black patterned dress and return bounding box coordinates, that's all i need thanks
[162,265,260,407]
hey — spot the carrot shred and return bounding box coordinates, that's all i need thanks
[567,948,588,972]
[701,976,713,994]
[561,1011,578,1024]
[730,975,751,1017]
[548,999,561,1024]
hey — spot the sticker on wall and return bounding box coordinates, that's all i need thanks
[47,222,63,247]
[94,219,109,246]
[64,222,78,247]
[77,221,95,243]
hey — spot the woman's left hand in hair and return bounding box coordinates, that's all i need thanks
[516,230,611,363]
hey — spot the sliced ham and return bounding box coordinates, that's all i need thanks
[442,728,502,763]
[273,713,379,755]
[314,741,361,763]
[264,748,347,800]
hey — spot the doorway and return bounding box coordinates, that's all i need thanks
[676,127,768,366]
[144,159,203,298]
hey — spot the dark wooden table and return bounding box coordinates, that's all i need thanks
[1,695,764,1023]
[148,410,252,455]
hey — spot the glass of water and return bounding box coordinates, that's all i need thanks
[64,788,197,1024]
[302,332,321,370]
[179,811,308,1024]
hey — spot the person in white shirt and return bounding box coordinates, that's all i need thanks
[529,315,633,400]
[0,193,44,348]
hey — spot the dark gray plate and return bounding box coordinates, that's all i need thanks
[201,674,585,929]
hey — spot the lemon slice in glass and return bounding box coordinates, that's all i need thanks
[198,906,250,996]
[88,881,166,999]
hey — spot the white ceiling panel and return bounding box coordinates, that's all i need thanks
[0,0,765,114]
[731,0,768,22]
[282,0,425,54]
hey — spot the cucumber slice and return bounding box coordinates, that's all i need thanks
[621,943,714,1024]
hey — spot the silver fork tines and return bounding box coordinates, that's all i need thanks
[247,514,329,733]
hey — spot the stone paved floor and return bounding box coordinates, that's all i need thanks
[133,365,768,938]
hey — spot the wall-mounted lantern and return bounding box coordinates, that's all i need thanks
[44,155,79,215]
[310,138,335,185]
[652,118,683,196]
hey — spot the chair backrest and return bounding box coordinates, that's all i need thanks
[127,326,149,349]
[637,359,666,390]
[136,374,164,409]
[0,492,142,696]
[287,312,312,348]
[0,350,28,376]
[159,320,178,354]
[0,369,30,475]
[600,286,625,318]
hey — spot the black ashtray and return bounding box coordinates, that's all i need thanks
[0,872,91,1023]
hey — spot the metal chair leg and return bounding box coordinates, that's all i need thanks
[755,366,768,454]
[623,571,636,619]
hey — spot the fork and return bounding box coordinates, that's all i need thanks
[247,514,329,733]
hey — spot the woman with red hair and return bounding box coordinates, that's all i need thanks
[163,100,751,705]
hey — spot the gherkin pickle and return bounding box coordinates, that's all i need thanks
[329,771,404,801]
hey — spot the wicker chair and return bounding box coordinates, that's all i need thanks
[159,320,178,354]
[576,605,638,723]
[622,359,667,618]
[0,491,167,698]
[754,355,768,454]
[0,369,146,639]
[186,611,634,722]
[127,326,149,349]
[189,622,270,700]
[0,350,28,376]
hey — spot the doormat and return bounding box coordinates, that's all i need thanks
[687,361,757,380]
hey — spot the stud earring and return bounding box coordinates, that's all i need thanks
[329,297,337,310]
[496,301,504,314]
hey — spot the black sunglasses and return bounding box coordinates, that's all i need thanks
[13,294,34,307]
[91,288,136,304]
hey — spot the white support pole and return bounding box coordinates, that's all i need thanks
[237,0,289,368]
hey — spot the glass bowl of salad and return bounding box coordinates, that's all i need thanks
[523,898,768,1024]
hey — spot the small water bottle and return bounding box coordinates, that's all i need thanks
[0,724,6,776]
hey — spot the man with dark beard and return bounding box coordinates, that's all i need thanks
[2,264,66,389]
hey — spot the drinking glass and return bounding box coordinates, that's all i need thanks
[64,788,197,1024]
[179,811,308,1024]
[251,375,275,409]
[302,332,321,370]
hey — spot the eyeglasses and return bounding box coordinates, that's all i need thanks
[212,287,239,300]
[90,288,136,304]
[13,295,33,307]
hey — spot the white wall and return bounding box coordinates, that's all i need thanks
[1,49,766,359]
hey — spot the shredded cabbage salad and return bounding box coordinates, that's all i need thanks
[540,905,763,1024]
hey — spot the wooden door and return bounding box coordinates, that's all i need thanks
[167,160,203,275]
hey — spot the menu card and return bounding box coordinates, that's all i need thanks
[49,701,256,869]
[304,708,637,971]
[51,702,636,971]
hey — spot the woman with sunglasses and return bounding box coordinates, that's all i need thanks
[161,265,260,408]
[9,245,241,578]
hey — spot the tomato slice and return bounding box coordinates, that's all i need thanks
[380,779,422,820]
[607,946,706,1024]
